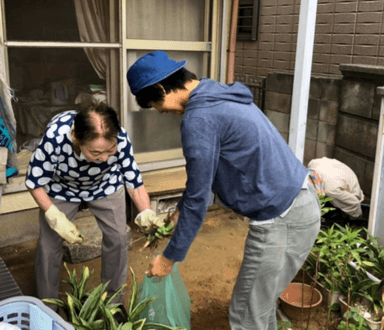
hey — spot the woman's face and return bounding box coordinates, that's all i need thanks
[80,137,117,163]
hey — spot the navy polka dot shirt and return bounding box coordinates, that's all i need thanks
[25,111,143,202]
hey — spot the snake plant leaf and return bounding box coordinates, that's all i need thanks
[42,298,68,309]
[132,318,146,330]
[79,281,110,320]
[78,266,93,300]
[144,323,188,330]
[102,305,119,330]
[129,296,157,322]
[67,293,79,324]
[89,319,105,330]
[106,283,128,306]
[71,324,92,330]
[128,267,138,315]
[121,322,133,330]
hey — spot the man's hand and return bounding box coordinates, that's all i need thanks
[146,254,175,278]
[134,209,165,233]
[45,204,83,244]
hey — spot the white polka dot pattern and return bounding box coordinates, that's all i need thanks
[25,111,142,202]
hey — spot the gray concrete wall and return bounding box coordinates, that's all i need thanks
[262,65,382,200]
[333,64,383,199]
[263,72,340,166]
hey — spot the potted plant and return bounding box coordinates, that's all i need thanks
[337,306,372,330]
[358,229,384,282]
[43,263,187,330]
[339,274,384,330]
[305,224,368,311]
[305,225,345,309]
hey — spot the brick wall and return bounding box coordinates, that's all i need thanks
[235,0,384,78]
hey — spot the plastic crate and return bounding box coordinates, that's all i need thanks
[0,296,74,330]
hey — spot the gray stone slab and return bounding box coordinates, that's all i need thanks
[265,73,294,94]
[315,142,334,159]
[335,114,378,158]
[63,216,133,264]
[340,80,375,119]
[309,77,323,100]
[264,91,291,113]
[306,118,318,141]
[319,77,341,102]
[339,64,384,83]
[307,98,320,120]
[304,139,317,167]
[318,121,336,145]
[319,100,338,124]
[264,110,290,134]
[363,161,374,199]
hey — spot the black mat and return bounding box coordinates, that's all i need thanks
[0,257,22,301]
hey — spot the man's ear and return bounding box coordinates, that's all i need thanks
[156,83,166,95]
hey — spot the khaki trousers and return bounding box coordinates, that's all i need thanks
[35,187,128,309]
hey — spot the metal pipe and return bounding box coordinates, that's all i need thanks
[226,0,239,84]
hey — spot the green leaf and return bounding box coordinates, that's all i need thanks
[42,298,68,309]
[106,283,128,306]
[129,296,157,322]
[102,305,119,330]
[67,293,79,324]
[71,324,92,330]
[121,322,133,330]
[133,318,146,330]
[128,267,139,315]
[79,281,110,321]
[89,319,105,330]
[78,266,93,300]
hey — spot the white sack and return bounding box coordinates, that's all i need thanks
[308,157,364,218]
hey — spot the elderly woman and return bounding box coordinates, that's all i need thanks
[25,101,160,310]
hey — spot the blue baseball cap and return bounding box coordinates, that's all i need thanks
[127,51,187,95]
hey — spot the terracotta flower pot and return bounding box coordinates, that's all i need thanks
[279,283,323,320]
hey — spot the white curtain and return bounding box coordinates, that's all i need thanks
[73,0,109,79]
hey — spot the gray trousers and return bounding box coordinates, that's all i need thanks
[35,187,128,307]
[229,182,321,330]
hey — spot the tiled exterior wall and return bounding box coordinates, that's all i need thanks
[235,0,384,78]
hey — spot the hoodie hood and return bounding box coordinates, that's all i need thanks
[187,78,254,110]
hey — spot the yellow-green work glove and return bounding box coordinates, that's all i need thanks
[45,204,83,244]
[134,209,165,233]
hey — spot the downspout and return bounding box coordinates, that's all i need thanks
[226,0,239,84]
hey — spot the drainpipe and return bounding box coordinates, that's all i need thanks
[226,0,239,84]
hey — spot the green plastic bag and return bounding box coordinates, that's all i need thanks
[138,264,191,330]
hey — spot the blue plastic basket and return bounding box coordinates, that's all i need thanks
[0,296,74,330]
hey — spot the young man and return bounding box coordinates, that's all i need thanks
[127,51,321,330]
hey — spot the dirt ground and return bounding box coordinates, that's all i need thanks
[0,205,344,330]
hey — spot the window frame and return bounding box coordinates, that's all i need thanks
[237,0,260,41]
[0,0,224,200]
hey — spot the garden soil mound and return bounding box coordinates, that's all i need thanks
[0,205,342,329]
